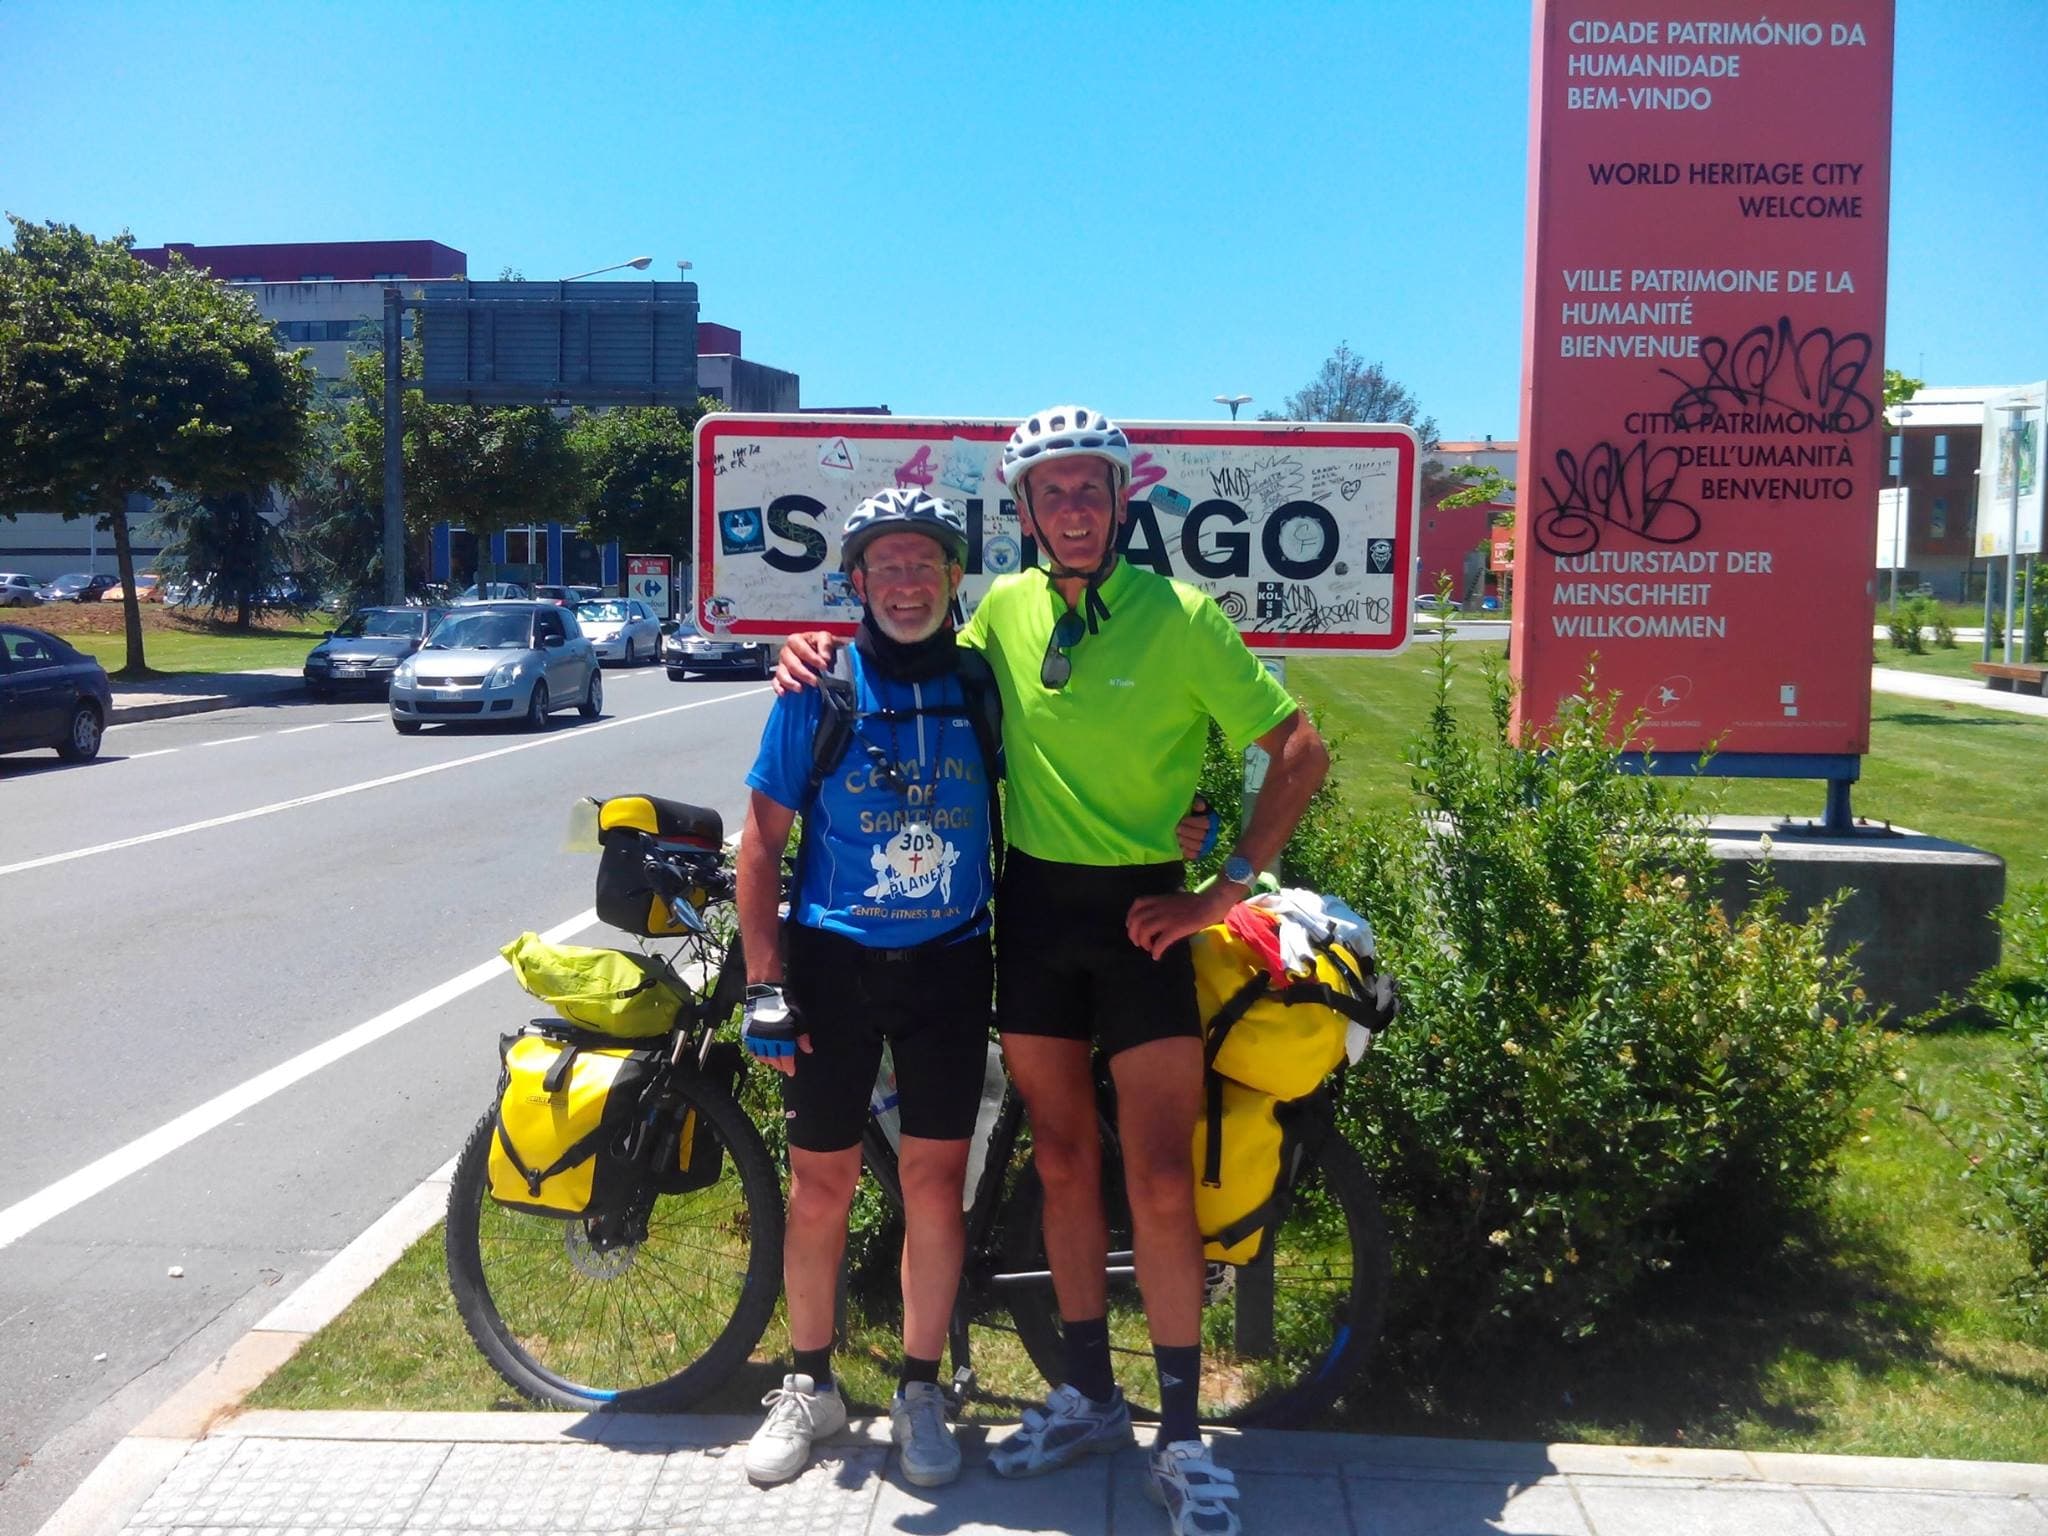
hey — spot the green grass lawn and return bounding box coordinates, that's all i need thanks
[252,637,2048,1459]
[1869,644,1989,681]
[66,622,331,675]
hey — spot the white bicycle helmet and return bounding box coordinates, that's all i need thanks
[1001,405,1132,507]
[839,486,968,572]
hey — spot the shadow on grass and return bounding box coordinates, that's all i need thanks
[1881,712,2035,728]
[1343,1201,1951,1447]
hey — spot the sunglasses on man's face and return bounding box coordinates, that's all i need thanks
[1040,610,1088,691]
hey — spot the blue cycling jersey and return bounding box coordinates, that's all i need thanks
[746,651,994,947]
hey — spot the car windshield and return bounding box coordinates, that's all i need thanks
[578,600,630,622]
[337,610,425,640]
[50,573,91,588]
[427,611,533,650]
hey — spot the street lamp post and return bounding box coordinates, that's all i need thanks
[676,260,693,281]
[1887,403,1909,607]
[558,256,654,282]
[1214,393,1252,421]
[2003,399,2029,665]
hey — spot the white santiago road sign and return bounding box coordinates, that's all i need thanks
[695,415,1420,657]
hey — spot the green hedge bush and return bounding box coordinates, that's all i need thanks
[1975,884,2048,1310]
[1209,642,1889,1355]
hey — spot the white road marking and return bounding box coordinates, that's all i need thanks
[0,908,601,1251]
[344,713,384,722]
[279,723,333,735]
[125,749,178,760]
[0,687,768,879]
[198,735,259,747]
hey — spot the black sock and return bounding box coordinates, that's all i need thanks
[1062,1316,1115,1403]
[1154,1344,1200,1445]
[793,1345,833,1389]
[899,1353,942,1391]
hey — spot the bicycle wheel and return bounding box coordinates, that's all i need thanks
[446,1073,784,1410]
[999,1115,1388,1428]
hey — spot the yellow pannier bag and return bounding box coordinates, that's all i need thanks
[487,1029,659,1217]
[1188,923,1374,1101]
[1192,1077,1289,1265]
[500,932,683,1039]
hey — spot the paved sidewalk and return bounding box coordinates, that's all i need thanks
[106,667,305,724]
[45,1409,2048,1536]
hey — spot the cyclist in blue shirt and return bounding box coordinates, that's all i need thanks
[735,488,996,1491]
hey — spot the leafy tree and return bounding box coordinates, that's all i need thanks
[567,403,711,563]
[0,218,314,673]
[1264,342,1441,450]
[1884,367,1924,410]
[156,488,299,626]
[1437,463,1514,519]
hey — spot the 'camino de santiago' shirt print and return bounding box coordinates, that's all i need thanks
[746,655,993,948]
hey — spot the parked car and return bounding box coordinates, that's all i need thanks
[575,597,664,666]
[37,572,118,604]
[0,624,112,762]
[389,601,601,734]
[534,584,610,607]
[100,573,164,603]
[663,621,771,680]
[453,581,530,604]
[0,573,42,608]
[303,605,449,697]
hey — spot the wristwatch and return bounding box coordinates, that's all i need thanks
[1221,853,1256,891]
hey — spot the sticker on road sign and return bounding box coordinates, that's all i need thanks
[819,438,857,474]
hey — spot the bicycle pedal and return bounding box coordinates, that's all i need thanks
[946,1367,976,1411]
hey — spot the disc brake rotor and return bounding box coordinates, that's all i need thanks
[564,1222,640,1280]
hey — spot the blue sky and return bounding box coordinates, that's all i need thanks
[1,1,2039,436]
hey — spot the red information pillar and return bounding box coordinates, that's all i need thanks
[1510,4,1893,766]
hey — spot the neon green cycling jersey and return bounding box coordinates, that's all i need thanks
[958,561,1296,866]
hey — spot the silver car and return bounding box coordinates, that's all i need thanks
[0,573,42,608]
[575,597,664,665]
[388,602,602,734]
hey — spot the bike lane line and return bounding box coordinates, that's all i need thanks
[0,686,768,879]
[0,906,601,1251]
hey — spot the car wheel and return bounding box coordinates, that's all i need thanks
[307,680,333,700]
[56,701,103,762]
[393,716,423,735]
[753,650,772,681]
[579,668,603,719]
[666,667,689,682]
[525,681,550,730]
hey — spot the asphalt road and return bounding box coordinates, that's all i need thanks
[0,663,774,1536]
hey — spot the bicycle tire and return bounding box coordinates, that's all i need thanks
[999,1114,1388,1428]
[445,1071,784,1411]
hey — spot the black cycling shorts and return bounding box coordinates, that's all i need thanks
[779,922,994,1153]
[994,850,1202,1058]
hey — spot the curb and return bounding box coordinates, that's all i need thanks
[108,685,305,726]
[36,1160,455,1536]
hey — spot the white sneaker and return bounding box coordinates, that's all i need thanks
[744,1372,847,1485]
[1147,1439,1241,1536]
[890,1380,962,1487]
[989,1383,1134,1478]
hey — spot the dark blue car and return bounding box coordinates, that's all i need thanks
[0,624,112,762]
[304,605,447,696]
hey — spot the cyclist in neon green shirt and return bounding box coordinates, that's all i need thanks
[780,405,1327,1536]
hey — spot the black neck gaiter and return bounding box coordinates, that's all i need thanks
[853,615,957,683]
